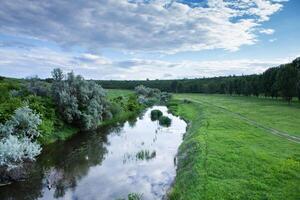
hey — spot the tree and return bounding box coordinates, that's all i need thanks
[170,81,178,93]
[97,57,300,100]
[52,68,64,82]
[51,68,110,130]
[251,76,261,97]
[294,58,300,101]
[297,81,300,101]
[277,64,298,102]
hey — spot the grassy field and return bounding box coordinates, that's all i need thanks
[106,89,133,99]
[168,94,300,200]
[176,94,300,137]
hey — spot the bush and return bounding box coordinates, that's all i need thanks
[51,69,111,130]
[8,106,42,139]
[27,76,50,97]
[0,97,22,123]
[128,193,143,200]
[0,106,42,169]
[0,135,41,169]
[159,116,172,127]
[126,95,141,112]
[150,109,163,121]
[135,85,171,106]
[109,102,122,116]
[183,99,192,104]
[160,92,172,103]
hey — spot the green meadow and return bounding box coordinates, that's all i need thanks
[168,94,300,200]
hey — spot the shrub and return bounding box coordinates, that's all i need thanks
[135,85,171,106]
[183,99,192,104]
[0,106,42,169]
[0,97,22,123]
[128,193,143,200]
[10,106,42,139]
[51,69,111,130]
[109,102,122,116]
[160,92,172,103]
[0,135,41,169]
[150,109,163,121]
[126,95,141,112]
[159,116,172,127]
[10,89,22,97]
[26,76,50,97]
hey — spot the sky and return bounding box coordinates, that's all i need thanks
[0,0,299,80]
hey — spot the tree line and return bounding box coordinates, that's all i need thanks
[98,57,300,102]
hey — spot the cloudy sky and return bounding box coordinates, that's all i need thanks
[0,0,299,80]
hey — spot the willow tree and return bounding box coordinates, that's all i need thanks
[51,69,111,130]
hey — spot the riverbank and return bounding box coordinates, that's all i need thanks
[40,90,143,145]
[0,78,141,146]
[167,94,300,200]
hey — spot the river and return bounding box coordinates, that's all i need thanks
[0,106,187,200]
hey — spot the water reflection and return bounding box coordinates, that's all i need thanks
[0,106,186,200]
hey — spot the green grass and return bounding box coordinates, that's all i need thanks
[106,89,134,99]
[168,94,300,200]
[175,93,300,137]
[38,124,78,145]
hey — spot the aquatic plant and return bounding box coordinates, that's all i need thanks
[150,109,163,121]
[159,116,172,127]
[136,150,156,161]
[128,193,143,200]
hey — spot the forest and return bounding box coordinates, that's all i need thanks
[98,57,300,102]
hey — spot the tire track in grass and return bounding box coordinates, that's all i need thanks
[177,97,300,144]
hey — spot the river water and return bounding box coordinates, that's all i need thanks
[0,106,187,200]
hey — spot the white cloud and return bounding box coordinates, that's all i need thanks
[269,38,277,42]
[0,47,291,80]
[259,28,275,35]
[0,0,285,53]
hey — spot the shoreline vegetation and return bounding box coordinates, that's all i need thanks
[0,69,170,185]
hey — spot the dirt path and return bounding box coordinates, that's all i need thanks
[177,97,300,144]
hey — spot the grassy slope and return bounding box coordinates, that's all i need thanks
[168,94,300,200]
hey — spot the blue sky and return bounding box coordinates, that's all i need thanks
[0,0,299,80]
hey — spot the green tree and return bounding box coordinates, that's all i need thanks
[277,64,298,102]
[170,80,178,93]
[51,69,110,130]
